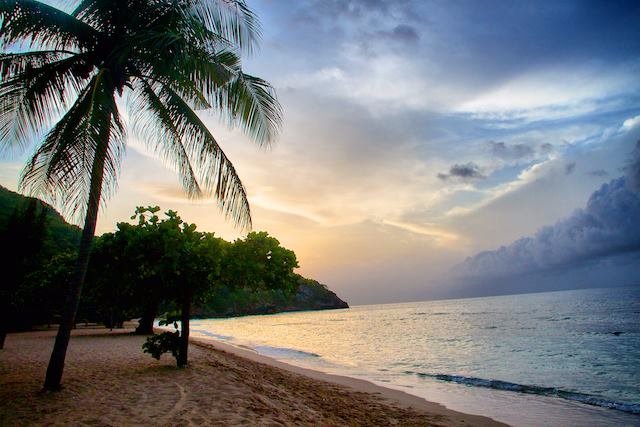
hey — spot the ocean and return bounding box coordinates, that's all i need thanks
[187,286,640,426]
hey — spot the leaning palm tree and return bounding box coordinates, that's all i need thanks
[0,0,281,390]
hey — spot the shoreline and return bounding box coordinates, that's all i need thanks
[188,335,506,426]
[0,327,506,426]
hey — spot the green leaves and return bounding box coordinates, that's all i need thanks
[0,0,98,50]
[0,0,281,229]
[142,331,180,361]
[19,69,124,220]
[223,231,299,292]
[187,0,261,54]
[0,51,94,153]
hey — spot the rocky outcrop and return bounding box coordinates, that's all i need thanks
[193,276,348,318]
[284,278,349,312]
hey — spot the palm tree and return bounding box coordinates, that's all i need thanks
[0,0,281,390]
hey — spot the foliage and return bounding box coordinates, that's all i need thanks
[20,251,76,326]
[194,274,347,317]
[142,331,180,361]
[0,0,281,227]
[222,231,299,292]
[157,311,181,328]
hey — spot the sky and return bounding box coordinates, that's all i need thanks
[2,0,640,304]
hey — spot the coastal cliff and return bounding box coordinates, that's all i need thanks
[289,277,349,312]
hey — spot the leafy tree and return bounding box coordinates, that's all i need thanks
[223,231,299,293]
[0,0,281,390]
[84,207,169,333]
[189,231,299,318]
[130,206,226,366]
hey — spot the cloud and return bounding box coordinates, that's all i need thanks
[622,114,640,130]
[377,24,420,43]
[489,141,535,160]
[540,143,554,154]
[625,140,640,192]
[454,172,640,279]
[587,169,608,177]
[380,219,459,245]
[564,161,576,175]
[438,162,485,181]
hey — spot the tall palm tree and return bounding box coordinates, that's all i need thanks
[0,0,281,390]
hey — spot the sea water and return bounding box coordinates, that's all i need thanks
[187,287,640,426]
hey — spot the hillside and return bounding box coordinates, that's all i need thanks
[0,186,81,252]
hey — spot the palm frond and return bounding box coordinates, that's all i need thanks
[19,69,125,222]
[220,72,282,146]
[135,78,252,229]
[132,47,236,110]
[0,49,72,79]
[165,49,281,145]
[127,78,202,199]
[187,0,261,54]
[0,51,94,153]
[0,0,97,50]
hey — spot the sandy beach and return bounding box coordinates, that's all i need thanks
[0,326,505,426]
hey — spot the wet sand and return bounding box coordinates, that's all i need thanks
[0,327,506,426]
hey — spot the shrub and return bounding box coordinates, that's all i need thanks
[142,331,180,361]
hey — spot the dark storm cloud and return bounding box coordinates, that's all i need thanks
[438,163,485,181]
[305,0,415,20]
[540,143,554,154]
[455,149,640,280]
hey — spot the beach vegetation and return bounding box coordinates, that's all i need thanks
[0,0,280,389]
[0,192,346,365]
[142,330,180,361]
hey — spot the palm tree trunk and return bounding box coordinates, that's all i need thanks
[177,290,191,367]
[43,128,110,391]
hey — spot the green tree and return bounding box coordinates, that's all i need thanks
[0,0,281,390]
[131,206,226,366]
[85,208,169,334]
[223,231,299,293]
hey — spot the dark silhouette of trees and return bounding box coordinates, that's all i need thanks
[0,0,281,390]
[0,200,48,348]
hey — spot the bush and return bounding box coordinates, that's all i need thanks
[142,331,180,361]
